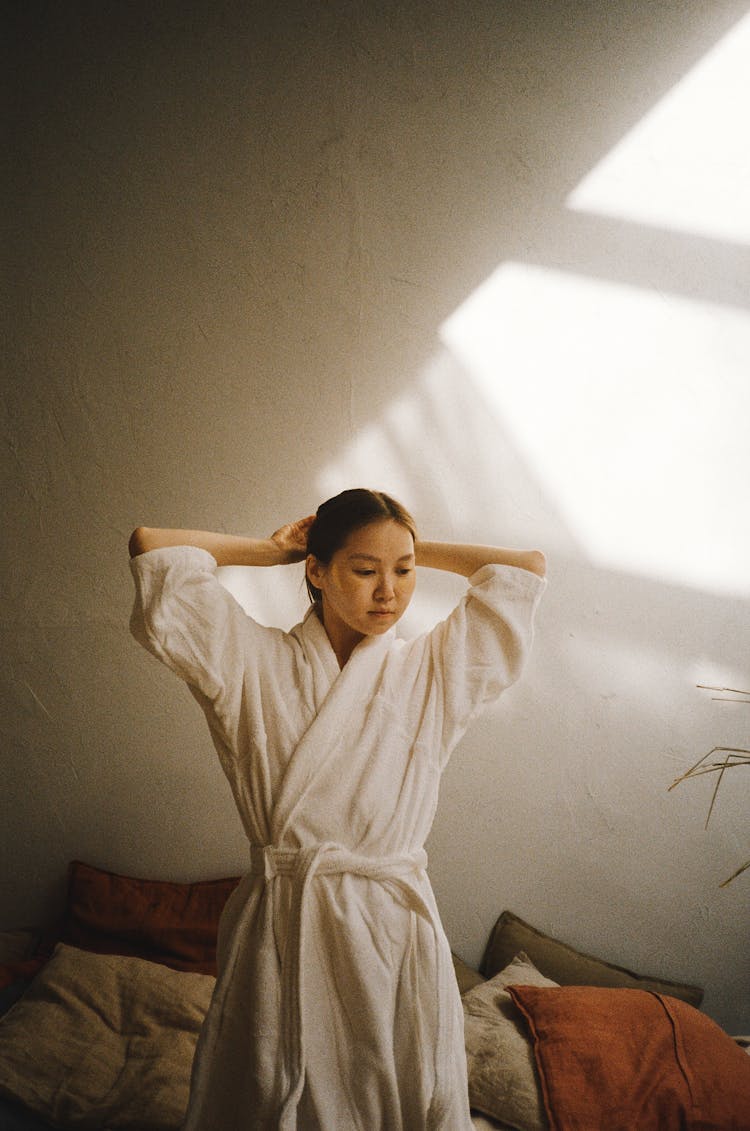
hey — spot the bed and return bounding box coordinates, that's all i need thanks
[0,860,748,1131]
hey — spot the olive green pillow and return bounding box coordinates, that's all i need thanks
[481,911,703,1008]
[453,951,486,994]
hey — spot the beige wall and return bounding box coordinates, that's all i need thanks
[4,1,749,1032]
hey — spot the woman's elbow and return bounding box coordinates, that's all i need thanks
[129,526,151,558]
[525,550,547,577]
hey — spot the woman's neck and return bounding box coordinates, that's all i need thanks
[316,603,363,669]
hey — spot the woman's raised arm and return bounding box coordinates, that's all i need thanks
[128,516,315,567]
[415,540,546,579]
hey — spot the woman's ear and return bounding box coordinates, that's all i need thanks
[306,554,326,590]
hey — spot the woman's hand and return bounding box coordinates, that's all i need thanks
[270,515,316,562]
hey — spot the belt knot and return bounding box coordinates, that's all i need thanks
[249,841,428,883]
[249,843,299,881]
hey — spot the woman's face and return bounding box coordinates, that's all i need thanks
[307,519,416,651]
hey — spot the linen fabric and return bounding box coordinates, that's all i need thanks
[0,943,214,1130]
[0,863,240,993]
[130,546,545,1131]
[45,860,240,973]
[508,984,750,1131]
[463,952,554,1131]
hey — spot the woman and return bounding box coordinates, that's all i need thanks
[129,488,546,1131]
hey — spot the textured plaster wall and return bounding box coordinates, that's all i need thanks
[3,1,749,1032]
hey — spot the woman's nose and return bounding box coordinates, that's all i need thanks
[375,575,395,599]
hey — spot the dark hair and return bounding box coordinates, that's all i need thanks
[305,488,417,603]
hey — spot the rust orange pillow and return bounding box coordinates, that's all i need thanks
[36,860,241,974]
[508,984,750,1131]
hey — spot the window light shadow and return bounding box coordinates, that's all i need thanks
[440,261,750,599]
[568,11,750,246]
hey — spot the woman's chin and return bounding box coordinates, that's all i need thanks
[365,613,398,632]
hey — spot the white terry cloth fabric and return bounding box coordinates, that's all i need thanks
[130,546,546,1131]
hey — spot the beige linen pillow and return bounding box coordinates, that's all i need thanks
[464,951,556,1131]
[481,911,703,1007]
[0,943,214,1129]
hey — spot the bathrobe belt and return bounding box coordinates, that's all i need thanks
[249,842,454,1130]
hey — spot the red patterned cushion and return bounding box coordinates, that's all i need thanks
[38,860,240,974]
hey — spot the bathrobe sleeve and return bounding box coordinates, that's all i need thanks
[419,563,546,763]
[129,545,283,737]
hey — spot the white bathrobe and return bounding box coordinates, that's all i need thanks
[130,546,545,1131]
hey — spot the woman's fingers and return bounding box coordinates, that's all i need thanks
[271,515,316,555]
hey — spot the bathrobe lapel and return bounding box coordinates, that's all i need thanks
[271,609,395,843]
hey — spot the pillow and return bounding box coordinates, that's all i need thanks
[0,943,214,1130]
[508,984,750,1131]
[482,910,703,1007]
[37,860,241,974]
[453,952,486,994]
[463,952,555,1131]
[0,930,36,964]
[0,931,41,992]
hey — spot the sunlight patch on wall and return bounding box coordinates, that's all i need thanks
[567,11,750,244]
[316,415,417,504]
[440,261,750,597]
[314,377,482,534]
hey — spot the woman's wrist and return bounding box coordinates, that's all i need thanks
[129,528,296,567]
[415,540,546,578]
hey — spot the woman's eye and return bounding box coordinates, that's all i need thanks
[354,569,375,576]
[397,568,412,575]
